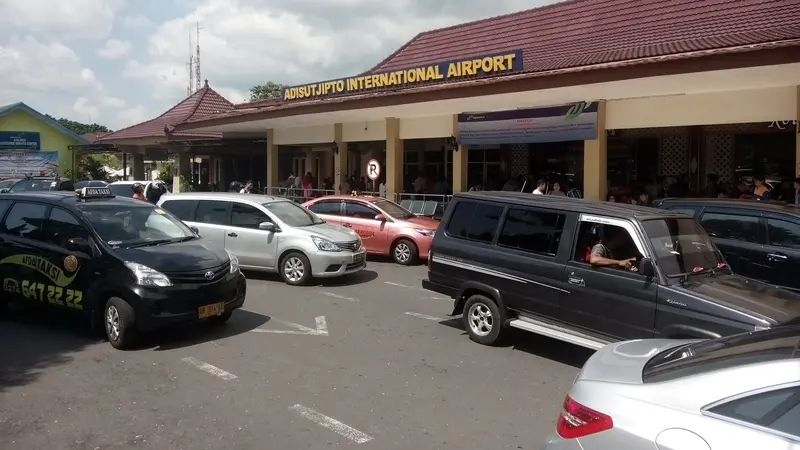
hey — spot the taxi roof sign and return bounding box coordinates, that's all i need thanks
[78,187,114,198]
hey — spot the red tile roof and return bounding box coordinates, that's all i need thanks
[369,0,800,75]
[81,132,110,143]
[178,0,800,128]
[98,80,234,142]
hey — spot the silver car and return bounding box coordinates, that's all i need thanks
[544,326,800,450]
[157,193,366,285]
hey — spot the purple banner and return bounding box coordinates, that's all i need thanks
[457,101,599,145]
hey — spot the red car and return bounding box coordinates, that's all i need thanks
[302,195,439,265]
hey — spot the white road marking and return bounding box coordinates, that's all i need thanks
[181,357,237,380]
[405,311,444,321]
[321,292,358,302]
[250,316,328,335]
[288,404,373,443]
[384,281,446,299]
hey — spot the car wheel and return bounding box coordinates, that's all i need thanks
[280,252,312,286]
[208,311,233,325]
[462,294,504,346]
[104,297,137,350]
[391,238,418,265]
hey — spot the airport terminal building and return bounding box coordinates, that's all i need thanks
[175,0,800,201]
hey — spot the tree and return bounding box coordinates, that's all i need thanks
[249,82,287,101]
[45,115,112,135]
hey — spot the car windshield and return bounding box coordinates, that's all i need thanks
[109,184,134,197]
[263,201,324,227]
[79,203,195,247]
[641,218,727,278]
[8,179,57,192]
[371,199,414,219]
[0,179,17,189]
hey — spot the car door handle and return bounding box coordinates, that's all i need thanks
[568,276,585,286]
[342,223,352,228]
[767,253,787,261]
[227,232,238,237]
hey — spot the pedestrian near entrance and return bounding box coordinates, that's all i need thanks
[239,180,253,194]
[131,183,145,200]
[532,179,547,195]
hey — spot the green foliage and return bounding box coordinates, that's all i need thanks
[156,162,174,182]
[248,81,287,101]
[178,175,195,192]
[45,115,112,135]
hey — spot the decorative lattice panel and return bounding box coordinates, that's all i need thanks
[705,134,734,183]
[618,127,688,138]
[659,135,688,176]
[703,123,789,134]
[508,144,529,177]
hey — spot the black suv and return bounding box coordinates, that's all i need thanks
[422,192,800,349]
[655,198,800,293]
[1,176,75,193]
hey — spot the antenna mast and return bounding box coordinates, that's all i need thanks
[195,22,203,91]
[186,33,194,97]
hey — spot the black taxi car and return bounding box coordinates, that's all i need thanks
[0,187,247,349]
[0,175,75,193]
[422,192,800,349]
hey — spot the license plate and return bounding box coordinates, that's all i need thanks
[198,302,225,319]
[353,252,365,263]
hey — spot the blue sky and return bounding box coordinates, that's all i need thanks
[0,0,557,130]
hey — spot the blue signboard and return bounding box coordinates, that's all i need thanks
[0,131,41,150]
[457,102,599,145]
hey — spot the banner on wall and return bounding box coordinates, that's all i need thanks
[0,131,41,150]
[0,151,59,179]
[457,102,599,145]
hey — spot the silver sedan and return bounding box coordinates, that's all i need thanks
[544,326,800,450]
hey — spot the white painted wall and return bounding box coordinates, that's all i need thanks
[399,115,454,139]
[274,124,334,145]
[607,87,797,129]
[342,120,386,142]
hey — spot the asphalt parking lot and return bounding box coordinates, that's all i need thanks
[0,258,592,450]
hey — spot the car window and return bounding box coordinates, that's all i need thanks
[194,200,229,225]
[109,184,132,197]
[344,201,379,220]
[263,201,324,227]
[643,326,800,383]
[667,207,698,217]
[642,218,724,276]
[766,218,800,249]
[59,181,74,191]
[445,201,503,244]
[231,203,271,229]
[308,200,341,216]
[708,386,800,439]
[8,180,55,192]
[0,199,11,219]
[43,208,89,248]
[497,208,564,255]
[1,202,48,240]
[160,199,197,221]
[80,203,193,247]
[699,212,760,243]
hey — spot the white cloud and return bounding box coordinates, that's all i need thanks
[0,0,125,40]
[0,36,127,127]
[97,39,131,59]
[122,14,153,28]
[117,105,152,126]
[124,0,555,107]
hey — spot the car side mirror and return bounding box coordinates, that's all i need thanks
[640,257,655,278]
[0,188,8,194]
[189,226,199,234]
[374,214,386,221]
[259,222,278,232]
[67,237,92,254]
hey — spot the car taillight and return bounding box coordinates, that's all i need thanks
[555,396,613,439]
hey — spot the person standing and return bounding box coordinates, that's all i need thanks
[131,183,146,200]
[548,182,566,196]
[239,180,253,194]
[532,179,547,195]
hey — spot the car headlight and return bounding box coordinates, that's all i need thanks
[125,262,172,287]
[312,236,341,252]
[226,250,240,273]
[414,228,435,237]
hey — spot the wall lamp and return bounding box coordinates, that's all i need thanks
[445,135,459,151]
[332,142,339,155]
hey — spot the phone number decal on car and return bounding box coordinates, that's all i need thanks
[13,279,84,310]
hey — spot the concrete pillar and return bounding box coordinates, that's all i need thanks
[795,86,800,177]
[583,100,608,201]
[304,148,315,179]
[334,123,348,194]
[266,129,279,194]
[386,118,403,199]
[452,114,468,192]
[131,153,146,180]
[172,153,191,193]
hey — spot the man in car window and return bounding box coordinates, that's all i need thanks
[589,227,636,270]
